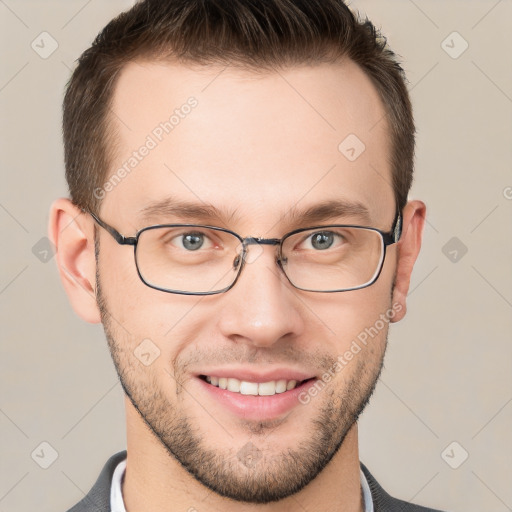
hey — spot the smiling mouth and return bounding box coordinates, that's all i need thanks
[199,375,315,396]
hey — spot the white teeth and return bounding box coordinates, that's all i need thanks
[258,381,276,396]
[286,380,297,391]
[227,378,241,392]
[275,379,287,393]
[240,381,259,395]
[203,376,305,395]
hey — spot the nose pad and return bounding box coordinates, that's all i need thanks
[231,244,290,290]
[232,253,242,270]
[235,240,264,265]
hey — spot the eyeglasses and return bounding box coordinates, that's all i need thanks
[88,210,402,295]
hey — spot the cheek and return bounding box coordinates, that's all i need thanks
[311,284,393,342]
[98,245,168,325]
[97,240,140,298]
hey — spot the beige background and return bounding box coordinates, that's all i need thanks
[1,1,511,511]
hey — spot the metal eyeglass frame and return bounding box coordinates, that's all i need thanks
[88,209,402,295]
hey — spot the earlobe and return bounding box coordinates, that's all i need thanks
[48,198,101,324]
[390,199,426,322]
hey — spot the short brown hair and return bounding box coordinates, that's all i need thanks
[63,0,414,214]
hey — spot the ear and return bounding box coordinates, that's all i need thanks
[48,198,101,323]
[390,199,426,322]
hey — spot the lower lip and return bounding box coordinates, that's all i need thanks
[196,377,318,421]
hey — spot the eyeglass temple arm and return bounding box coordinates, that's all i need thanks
[85,208,402,247]
[380,209,402,246]
[389,209,402,245]
[87,211,137,246]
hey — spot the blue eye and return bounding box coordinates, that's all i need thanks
[310,232,335,250]
[164,230,216,251]
[301,230,347,251]
[181,232,205,251]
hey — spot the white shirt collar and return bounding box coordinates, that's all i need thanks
[360,467,374,512]
[110,458,126,512]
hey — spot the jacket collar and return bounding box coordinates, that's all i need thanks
[68,451,442,512]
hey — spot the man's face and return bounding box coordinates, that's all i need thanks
[96,59,397,503]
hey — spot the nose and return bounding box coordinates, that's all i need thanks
[217,243,305,348]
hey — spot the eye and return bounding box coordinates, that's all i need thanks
[302,230,346,251]
[170,231,214,251]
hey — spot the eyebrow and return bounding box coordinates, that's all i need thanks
[138,196,240,226]
[137,195,371,228]
[286,199,371,226]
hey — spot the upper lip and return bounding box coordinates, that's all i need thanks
[197,367,316,383]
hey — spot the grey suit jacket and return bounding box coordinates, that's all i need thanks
[67,450,445,512]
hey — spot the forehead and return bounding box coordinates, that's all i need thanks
[104,58,394,231]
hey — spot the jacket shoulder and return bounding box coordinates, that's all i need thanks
[361,462,447,512]
[66,450,127,512]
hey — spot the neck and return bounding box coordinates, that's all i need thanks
[122,397,364,512]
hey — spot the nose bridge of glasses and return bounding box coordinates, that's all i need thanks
[243,237,281,246]
[236,236,283,267]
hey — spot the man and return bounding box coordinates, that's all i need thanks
[49,0,445,510]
